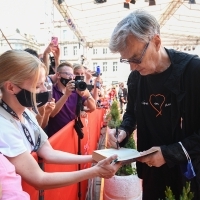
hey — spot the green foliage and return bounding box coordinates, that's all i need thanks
[106,101,121,129]
[180,182,194,200]
[161,182,194,200]
[164,186,176,200]
[106,100,136,176]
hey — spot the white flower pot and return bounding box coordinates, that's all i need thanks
[103,174,142,200]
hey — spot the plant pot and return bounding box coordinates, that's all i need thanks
[103,174,142,200]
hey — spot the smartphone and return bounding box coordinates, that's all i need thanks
[51,36,58,46]
[45,81,53,102]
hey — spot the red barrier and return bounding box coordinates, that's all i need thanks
[22,108,106,200]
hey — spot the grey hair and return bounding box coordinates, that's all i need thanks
[109,9,160,53]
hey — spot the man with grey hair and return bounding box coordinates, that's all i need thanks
[107,9,200,199]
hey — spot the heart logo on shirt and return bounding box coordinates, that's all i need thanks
[149,94,165,117]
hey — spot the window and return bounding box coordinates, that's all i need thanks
[103,48,107,54]
[113,62,118,72]
[103,62,107,72]
[63,30,67,41]
[93,48,97,54]
[15,43,23,49]
[64,47,67,56]
[73,46,77,55]
[73,34,77,40]
[93,62,97,71]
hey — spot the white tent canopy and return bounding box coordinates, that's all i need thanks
[54,0,200,48]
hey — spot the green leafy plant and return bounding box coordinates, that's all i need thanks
[106,100,121,128]
[160,181,194,200]
[106,100,137,176]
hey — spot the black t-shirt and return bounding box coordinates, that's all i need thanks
[141,65,173,146]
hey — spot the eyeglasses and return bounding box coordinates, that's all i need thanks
[59,72,74,77]
[120,42,149,64]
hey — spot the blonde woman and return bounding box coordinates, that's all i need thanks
[0,50,120,190]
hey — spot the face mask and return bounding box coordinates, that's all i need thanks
[15,88,49,108]
[15,88,34,107]
[180,160,196,179]
[179,142,196,179]
[60,77,71,87]
[36,91,50,107]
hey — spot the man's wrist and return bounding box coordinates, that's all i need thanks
[85,94,93,100]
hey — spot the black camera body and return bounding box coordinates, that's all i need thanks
[74,76,87,91]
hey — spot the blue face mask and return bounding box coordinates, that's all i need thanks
[180,160,196,179]
[179,142,196,179]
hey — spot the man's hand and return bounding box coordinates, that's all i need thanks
[76,88,90,98]
[65,80,75,96]
[107,128,126,149]
[137,147,166,167]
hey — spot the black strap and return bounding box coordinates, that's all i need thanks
[75,94,83,116]
[1,100,41,152]
[74,95,84,139]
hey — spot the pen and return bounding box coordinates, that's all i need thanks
[116,127,119,149]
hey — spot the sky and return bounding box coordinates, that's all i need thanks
[0,0,41,35]
[0,0,63,42]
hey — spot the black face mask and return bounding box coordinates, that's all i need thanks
[60,77,71,87]
[15,88,49,108]
[36,91,50,107]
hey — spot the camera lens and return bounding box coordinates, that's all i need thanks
[77,81,87,91]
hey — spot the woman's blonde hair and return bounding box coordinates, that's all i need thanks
[0,50,47,107]
[73,63,85,73]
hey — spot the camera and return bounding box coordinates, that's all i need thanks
[74,76,87,91]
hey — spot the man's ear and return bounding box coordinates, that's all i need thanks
[56,72,61,79]
[152,34,161,51]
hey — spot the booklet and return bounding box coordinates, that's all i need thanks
[92,148,158,165]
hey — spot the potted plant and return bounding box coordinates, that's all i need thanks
[104,100,142,200]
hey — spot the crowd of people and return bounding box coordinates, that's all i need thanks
[1,8,200,200]
[0,45,123,199]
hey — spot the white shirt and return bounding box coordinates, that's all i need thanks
[0,107,48,157]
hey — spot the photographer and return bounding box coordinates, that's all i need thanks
[47,62,96,138]
[73,63,102,108]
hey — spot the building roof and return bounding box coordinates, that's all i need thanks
[54,0,200,48]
